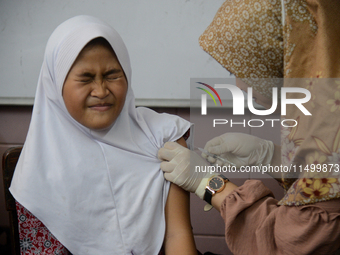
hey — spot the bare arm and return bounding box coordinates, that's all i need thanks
[163,137,197,255]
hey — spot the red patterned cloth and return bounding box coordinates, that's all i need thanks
[16,202,70,255]
[16,201,166,254]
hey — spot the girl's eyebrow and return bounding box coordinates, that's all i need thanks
[76,69,122,77]
[77,72,95,78]
[104,68,122,76]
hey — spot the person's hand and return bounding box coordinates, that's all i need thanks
[203,133,274,167]
[158,142,216,199]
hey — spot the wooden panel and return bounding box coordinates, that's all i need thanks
[0,106,32,144]
[2,146,22,255]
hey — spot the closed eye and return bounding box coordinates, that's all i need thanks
[76,72,95,83]
[79,79,93,83]
[75,69,123,83]
[104,69,124,81]
[105,75,123,81]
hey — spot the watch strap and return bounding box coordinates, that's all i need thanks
[203,187,214,205]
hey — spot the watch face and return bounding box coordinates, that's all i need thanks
[208,176,224,191]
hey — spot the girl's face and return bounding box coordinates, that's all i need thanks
[63,42,128,130]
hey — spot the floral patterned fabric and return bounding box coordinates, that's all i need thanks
[16,201,167,254]
[199,0,284,101]
[16,202,70,255]
[278,0,340,205]
[278,176,340,206]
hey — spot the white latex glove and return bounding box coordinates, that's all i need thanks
[158,142,216,199]
[203,133,274,168]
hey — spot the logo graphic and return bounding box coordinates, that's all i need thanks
[197,82,311,116]
[196,82,223,106]
[196,82,223,115]
[195,81,312,128]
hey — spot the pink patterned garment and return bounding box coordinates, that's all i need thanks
[16,201,166,254]
[16,202,70,255]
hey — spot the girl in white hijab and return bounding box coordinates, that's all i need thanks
[10,15,197,255]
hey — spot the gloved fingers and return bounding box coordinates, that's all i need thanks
[207,144,230,156]
[215,159,225,166]
[158,141,186,161]
[204,136,223,151]
[201,150,215,162]
[221,153,247,168]
[204,135,234,155]
[162,150,214,193]
[200,150,208,159]
[206,132,257,156]
[206,155,217,164]
[158,147,178,161]
[163,141,180,150]
[164,172,174,182]
[160,161,176,173]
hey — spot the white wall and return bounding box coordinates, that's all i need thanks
[0,0,230,106]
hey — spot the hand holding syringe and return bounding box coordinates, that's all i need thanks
[196,147,236,166]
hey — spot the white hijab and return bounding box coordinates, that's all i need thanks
[10,15,191,255]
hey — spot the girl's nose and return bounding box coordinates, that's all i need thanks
[91,79,109,98]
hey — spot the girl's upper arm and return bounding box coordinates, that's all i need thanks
[163,137,197,255]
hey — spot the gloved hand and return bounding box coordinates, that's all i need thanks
[158,142,216,199]
[203,133,274,167]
